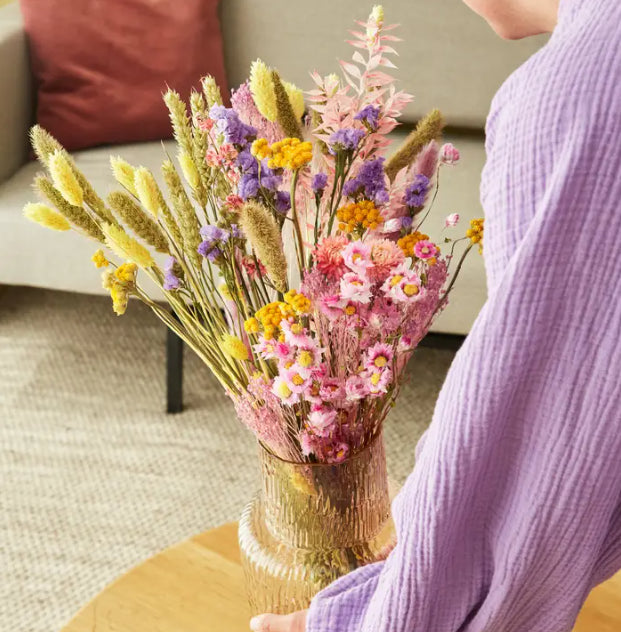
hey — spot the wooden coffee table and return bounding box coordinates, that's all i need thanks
[60,522,621,632]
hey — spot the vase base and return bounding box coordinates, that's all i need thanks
[238,494,397,615]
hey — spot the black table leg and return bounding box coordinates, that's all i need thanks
[166,321,184,414]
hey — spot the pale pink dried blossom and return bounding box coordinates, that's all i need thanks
[369,239,405,282]
[307,406,338,437]
[342,241,373,275]
[319,377,346,401]
[444,213,460,227]
[281,319,314,348]
[314,235,349,280]
[205,149,221,167]
[318,294,344,320]
[440,143,460,166]
[345,374,369,401]
[413,141,439,179]
[340,272,373,304]
[382,266,425,303]
[363,366,393,396]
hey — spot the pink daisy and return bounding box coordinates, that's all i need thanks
[280,319,314,348]
[363,367,393,396]
[365,342,394,370]
[272,375,298,405]
[413,240,439,260]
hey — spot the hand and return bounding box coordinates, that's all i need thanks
[249,609,308,632]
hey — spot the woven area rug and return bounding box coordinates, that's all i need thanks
[0,286,456,632]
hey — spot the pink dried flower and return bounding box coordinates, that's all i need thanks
[281,319,314,348]
[227,194,244,209]
[272,375,299,404]
[314,235,349,280]
[345,374,369,401]
[307,406,338,437]
[342,241,373,275]
[205,149,221,167]
[382,266,425,303]
[340,272,373,304]
[413,141,439,179]
[319,377,346,401]
[197,116,214,133]
[328,442,350,463]
[369,239,405,282]
[242,255,266,278]
[363,367,393,396]
[365,342,394,370]
[219,143,238,166]
[282,365,314,395]
[440,143,460,166]
[444,213,460,227]
[413,240,440,260]
[318,294,344,320]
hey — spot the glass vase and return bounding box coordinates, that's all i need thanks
[238,431,396,615]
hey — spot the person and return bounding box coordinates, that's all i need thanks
[250,0,621,629]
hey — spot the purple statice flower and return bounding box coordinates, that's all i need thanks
[260,174,281,191]
[163,255,181,291]
[328,128,366,155]
[354,105,381,131]
[274,191,291,214]
[312,172,328,194]
[230,223,243,239]
[343,157,389,205]
[236,149,258,174]
[209,105,256,147]
[198,225,230,262]
[238,173,260,200]
[404,174,431,208]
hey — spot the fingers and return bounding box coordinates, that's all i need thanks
[249,609,308,632]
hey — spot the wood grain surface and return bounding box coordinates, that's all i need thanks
[60,522,621,632]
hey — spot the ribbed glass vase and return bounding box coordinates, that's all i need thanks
[238,431,396,615]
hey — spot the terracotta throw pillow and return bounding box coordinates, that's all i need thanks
[20,0,228,151]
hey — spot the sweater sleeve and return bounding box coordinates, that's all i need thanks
[307,101,621,631]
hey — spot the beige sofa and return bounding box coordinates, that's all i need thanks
[0,0,546,334]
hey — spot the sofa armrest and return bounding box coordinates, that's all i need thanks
[0,2,34,184]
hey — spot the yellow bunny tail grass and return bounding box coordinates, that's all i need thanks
[110,156,138,196]
[108,191,169,253]
[161,159,201,266]
[30,125,64,167]
[48,150,84,206]
[239,201,288,293]
[202,75,223,109]
[35,175,104,241]
[272,71,303,140]
[178,151,200,190]
[221,334,249,361]
[23,202,71,231]
[283,81,305,121]
[385,109,445,182]
[102,222,155,269]
[163,89,194,157]
[250,59,278,122]
[133,167,161,217]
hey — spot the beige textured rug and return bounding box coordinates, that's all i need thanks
[0,286,455,632]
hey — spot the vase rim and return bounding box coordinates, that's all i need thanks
[258,428,384,467]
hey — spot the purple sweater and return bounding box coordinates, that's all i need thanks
[306,0,621,630]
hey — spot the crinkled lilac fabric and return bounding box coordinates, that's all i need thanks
[306,0,621,630]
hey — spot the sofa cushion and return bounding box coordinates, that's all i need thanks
[19,0,228,151]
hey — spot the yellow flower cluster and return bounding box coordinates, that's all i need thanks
[284,289,311,314]
[337,201,383,233]
[102,262,137,316]
[397,231,429,257]
[220,334,249,361]
[91,249,109,268]
[251,138,313,171]
[466,218,485,254]
[252,301,294,339]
